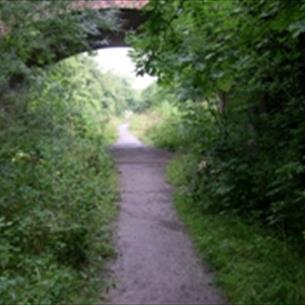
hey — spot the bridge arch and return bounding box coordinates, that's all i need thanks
[68,1,150,57]
[1,0,149,67]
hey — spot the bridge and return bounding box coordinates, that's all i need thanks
[1,0,150,67]
[56,0,150,62]
[77,0,150,49]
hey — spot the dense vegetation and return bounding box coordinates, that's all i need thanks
[131,0,305,245]
[0,2,138,303]
[129,0,305,303]
[168,155,305,304]
[130,58,305,305]
[0,55,121,304]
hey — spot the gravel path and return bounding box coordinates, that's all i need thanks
[106,123,226,305]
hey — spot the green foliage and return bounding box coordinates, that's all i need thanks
[167,155,305,305]
[131,0,305,237]
[0,56,119,304]
[132,82,167,112]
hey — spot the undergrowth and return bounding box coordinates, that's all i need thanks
[167,155,305,305]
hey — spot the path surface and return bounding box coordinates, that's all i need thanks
[107,123,225,304]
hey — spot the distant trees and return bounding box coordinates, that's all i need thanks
[97,70,139,114]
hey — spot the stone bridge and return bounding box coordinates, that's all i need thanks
[62,0,150,61]
[1,0,150,67]
[76,0,149,49]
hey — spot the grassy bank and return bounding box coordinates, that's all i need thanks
[167,155,305,305]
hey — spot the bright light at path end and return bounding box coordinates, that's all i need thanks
[93,47,156,91]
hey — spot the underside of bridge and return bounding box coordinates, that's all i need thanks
[53,0,150,62]
[28,7,149,66]
[1,0,149,87]
[85,8,147,50]
[1,0,148,62]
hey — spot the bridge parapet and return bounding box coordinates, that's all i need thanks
[73,0,149,10]
[0,0,148,36]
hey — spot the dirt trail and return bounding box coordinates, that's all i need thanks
[107,123,225,304]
